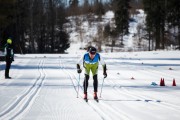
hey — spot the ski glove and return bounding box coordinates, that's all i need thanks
[77,69,82,73]
[103,72,107,78]
[103,64,107,78]
[77,64,82,73]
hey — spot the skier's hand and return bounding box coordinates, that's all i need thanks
[77,64,81,73]
[103,72,107,78]
[103,64,107,78]
[77,69,82,73]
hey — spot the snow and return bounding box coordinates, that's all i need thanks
[1,10,180,120]
[67,9,148,53]
[0,50,180,120]
[103,11,114,19]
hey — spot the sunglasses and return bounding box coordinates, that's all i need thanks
[90,52,96,55]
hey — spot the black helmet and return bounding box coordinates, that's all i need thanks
[89,47,97,55]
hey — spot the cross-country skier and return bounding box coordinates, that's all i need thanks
[77,46,107,100]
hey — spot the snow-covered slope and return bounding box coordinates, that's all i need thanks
[66,10,146,53]
[0,50,180,120]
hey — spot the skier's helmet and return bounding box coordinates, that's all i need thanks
[89,47,97,55]
[7,38,12,44]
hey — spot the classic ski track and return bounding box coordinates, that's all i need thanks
[59,59,114,120]
[59,59,107,120]
[110,62,180,111]
[0,59,22,86]
[58,58,107,119]
[128,67,180,110]
[0,58,47,120]
[106,80,180,116]
[104,58,180,111]
[88,93,131,120]
[0,58,38,111]
[58,59,78,94]
[65,65,131,120]
[107,74,180,113]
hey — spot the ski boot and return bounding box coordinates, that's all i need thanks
[84,93,88,102]
[94,92,98,100]
[84,93,87,99]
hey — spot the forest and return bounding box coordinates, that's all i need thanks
[0,0,179,53]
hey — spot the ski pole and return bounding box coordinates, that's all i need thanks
[99,77,105,98]
[77,73,80,98]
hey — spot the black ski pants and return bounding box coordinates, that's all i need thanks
[5,60,12,77]
[83,74,98,94]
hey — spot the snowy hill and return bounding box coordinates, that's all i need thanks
[66,10,146,53]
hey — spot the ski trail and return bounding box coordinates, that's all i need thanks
[100,58,179,110]
[99,101,131,120]
[88,93,131,120]
[0,58,38,112]
[66,67,131,120]
[103,79,180,119]
[108,61,179,108]
[0,59,22,87]
[121,87,180,111]
[106,58,180,112]
[58,59,78,94]
[0,58,47,120]
[59,59,112,120]
[107,77,180,113]
[118,66,180,110]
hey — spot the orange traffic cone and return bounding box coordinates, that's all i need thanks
[172,79,176,86]
[160,78,163,86]
[162,78,165,86]
[160,78,165,86]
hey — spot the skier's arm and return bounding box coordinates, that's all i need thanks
[76,55,84,73]
[99,55,107,78]
[99,55,105,66]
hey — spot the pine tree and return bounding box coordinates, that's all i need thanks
[113,0,130,46]
[0,0,16,48]
[83,0,90,14]
[166,0,180,49]
[15,0,31,53]
[56,30,70,53]
[94,0,105,20]
[0,0,16,29]
[69,0,79,15]
[143,0,166,50]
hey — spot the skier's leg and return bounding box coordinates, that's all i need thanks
[83,74,89,94]
[93,74,98,99]
[83,63,90,95]
[93,74,98,92]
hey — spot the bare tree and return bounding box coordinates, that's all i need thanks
[137,23,143,48]
[93,24,104,51]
